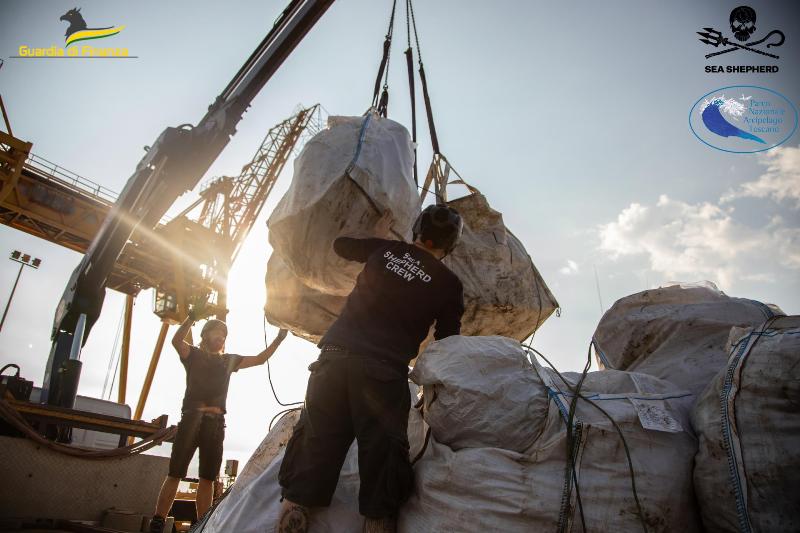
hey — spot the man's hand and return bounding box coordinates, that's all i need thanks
[375,209,395,238]
[237,328,290,370]
[188,305,203,322]
[187,295,211,322]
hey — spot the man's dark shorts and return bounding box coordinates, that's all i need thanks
[168,411,225,480]
[279,349,414,519]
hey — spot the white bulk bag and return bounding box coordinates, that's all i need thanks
[267,113,420,296]
[203,423,363,532]
[692,316,800,533]
[593,283,780,398]
[402,337,701,532]
[264,253,345,343]
[444,192,558,340]
[409,335,549,452]
[233,410,300,491]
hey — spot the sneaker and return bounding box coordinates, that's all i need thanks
[149,515,166,533]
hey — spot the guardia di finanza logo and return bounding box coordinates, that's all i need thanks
[16,7,129,58]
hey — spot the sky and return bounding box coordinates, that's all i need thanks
[1,0,798,474]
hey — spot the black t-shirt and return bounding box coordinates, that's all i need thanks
[319,238,465,365]
[180,346,243,413]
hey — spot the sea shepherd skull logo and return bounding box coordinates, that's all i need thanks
[697,6,784,59]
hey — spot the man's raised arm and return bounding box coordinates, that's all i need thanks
[237,329,289,370]
[172,314,193,360]
[333,209,398,263]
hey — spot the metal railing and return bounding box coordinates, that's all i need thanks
[25,152,119,204]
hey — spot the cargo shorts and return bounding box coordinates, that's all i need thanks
[278,348,414,519]
[168,411,225,481]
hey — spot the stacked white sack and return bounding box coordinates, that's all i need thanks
[264,253,346,343]
[267,113,420,296]
[592,282,780,398]
[410,335,549,452]
[202,384,425,533]
[233,410,300,491]
[692,315,800,533]
[444,193,559,340]
[402,335,702,532]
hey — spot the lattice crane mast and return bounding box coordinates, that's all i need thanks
[44,0,335,407]
[204,104,318,262]
[151,104,321,323]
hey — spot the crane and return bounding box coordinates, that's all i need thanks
[42,0,336,408]
[131,105,322,419]
[151,104,322,323]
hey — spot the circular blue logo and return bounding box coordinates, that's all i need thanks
[689,85,798,153]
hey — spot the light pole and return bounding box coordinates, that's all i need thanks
[0,250,42,332]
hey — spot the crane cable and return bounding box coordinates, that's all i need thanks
[370,0,398,117]
[368,0,441,186]
[101,304,126,400]
[403,0,418,185]
[407,0,440,156]
[526,344,649,533]
[263,316,303,409]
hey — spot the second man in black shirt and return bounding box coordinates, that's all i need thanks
[278,204,465,533]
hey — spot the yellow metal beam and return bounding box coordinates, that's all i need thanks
[0,130,32,204]
[8,397,168,437]
[134,321,169,421]
[118,294,134,405]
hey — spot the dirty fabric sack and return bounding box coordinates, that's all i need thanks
[233,410,300,491]
[692,315,800,533]
[267,113,420,296]
[593,282,780,398]
[402,338,701,532]
[443,192,558,340]
[264,253,345,343]
[409,335,548,452]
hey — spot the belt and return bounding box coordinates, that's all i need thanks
[318,345,408,375]
[181,409,225,420]
[319,344,352,362]
[321,344,347,353]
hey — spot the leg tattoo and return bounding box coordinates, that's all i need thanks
[278,503,310,533]
[363,517,396,533]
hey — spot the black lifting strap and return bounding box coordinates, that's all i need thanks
[419,63,440,155]
[405,46,418,185]
[404,0,418,185]
[371,0,397,117]
[371,37,391,109]
[406,0,440,155]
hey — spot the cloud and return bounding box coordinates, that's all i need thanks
[721,146,800,207]
[597,146,800,291]
[769,217,800,269]
[559,259,579,275]
[598,194,798,290]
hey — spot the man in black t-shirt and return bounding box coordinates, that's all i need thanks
[277,205,465,533]
[148,316,287,533]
